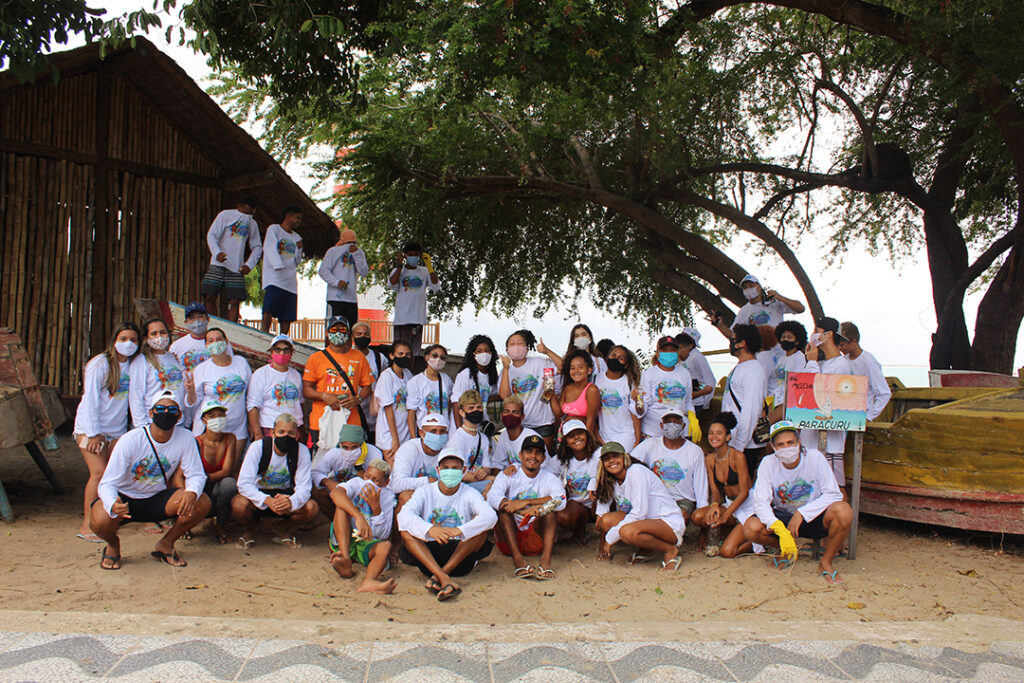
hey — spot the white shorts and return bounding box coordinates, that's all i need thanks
[825,452,846,487]
[724,491,756,525]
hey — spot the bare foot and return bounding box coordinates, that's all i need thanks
[661,545,680,566]
[358,578,397,594]
[330,551,354,578]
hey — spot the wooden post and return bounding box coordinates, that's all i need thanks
[89,63,112,353]
[849,431,864,560]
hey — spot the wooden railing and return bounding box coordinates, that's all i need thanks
[241,319,440,346]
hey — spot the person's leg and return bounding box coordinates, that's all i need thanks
[205,293,220,317]
[618,519,679,567]
[155,490,213,565]
[339,303,358,327]
[330,507,354,578]
[410,325,423,356]
[311,487,334,520]
[78,439,111,537]
[274,499,319,537]
[690,506,710,528]
[719,521,752,558]
[440,530,490,578]
[278,291,297,336]
[201,266,222,318]
[358,541,397,594]
[231,494,259,544]
[537,513,557,572]
[496,511,528,572]
[594,510,626,535]
[555,500,587,534]
[819,501,853,578]
[400,531,450,587]
[742,515,778,549]
[209,478,236,540]
[89,499,122,569]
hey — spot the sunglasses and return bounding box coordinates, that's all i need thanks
[152,405,181,415]
[272,347,293,354]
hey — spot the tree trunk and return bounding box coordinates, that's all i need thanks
[970,243,1024,374]
[923,209,971,370]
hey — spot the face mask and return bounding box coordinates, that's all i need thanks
[774,445,801,464]
[573,336,591,350]
[393,356,412,369]
[779,340,799,352]
[501,413,522,429]
[422,431,448,451]
[809,332,824,347]
[475,351,492,366]
[729,340,741,356]
[464,410,484,425]
[271,352,291,365]
[606,357,625,373]
[186,318,208,335]
[353,336,371,350]
[147,335,169,351]
[427,357,446,371]
[340,447,361,461]
[151,411,178,430]
[328,331,349,346]
[507,345,528,361]
[742,287,760,301]
[206,340,228,356]
[437,468,463,487]
[657,351,679,368]
[205,416,227,433]
[274,435,297,453]
[662,422,684,440]
[114,340,138,357]
[405,255,420,267]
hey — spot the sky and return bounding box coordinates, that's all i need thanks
[55,4,1024,374]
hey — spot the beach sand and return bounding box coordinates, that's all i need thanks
[1,437,1022,635]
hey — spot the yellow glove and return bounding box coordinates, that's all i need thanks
[688,410,702,442]
[769,520,798,562]
[422,252,434,273]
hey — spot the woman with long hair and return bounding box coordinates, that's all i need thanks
[186,327,252,470]
[452,334,499,430]
[554,420,600,537]
[549,349,601,435]
[72,322,140,541]
[374,339,414,462]
[690,412,755,558]
[536,323,607,380]
[594,344,643,450]
[498,329,558,451]
[128,318,185,428]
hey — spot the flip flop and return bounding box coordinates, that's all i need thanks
[771,556,795,570]
[660,556,683,572]
[514,565,534,579]
[77,533,104,544]
[236,537,255,550]
[437,583,462,602]
[629,550,656,566]
[820,570,844,585]
[425,578,443,594]
[535,567,555,581]
[144,522,165,534]
[151,549,186,567]
[100,551,121,570]
[271,535,302,549]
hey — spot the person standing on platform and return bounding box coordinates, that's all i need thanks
[202,198,261,322]
[710,274,805,339]
[839,321,892,421]
[388,241,440,356]
[319,228,368,325]
[261,206,303,335]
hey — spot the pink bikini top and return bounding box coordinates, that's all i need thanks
[563,383,593,417]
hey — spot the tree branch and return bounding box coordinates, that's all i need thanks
[569,135,603,191]
[815,77,878,176]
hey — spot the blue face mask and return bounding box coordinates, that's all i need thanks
[658,351,679,368]
[437,468,463,487]
[406,255,421,267]
[422,431,448,451]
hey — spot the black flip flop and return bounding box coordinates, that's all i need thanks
[100,551,121,570]
[437,583,461,602]
[425,578,442,594]
[151,549,186,567]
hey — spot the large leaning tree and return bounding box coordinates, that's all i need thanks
[8,0,1023,371]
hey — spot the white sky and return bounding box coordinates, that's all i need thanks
[58,5,1024,371]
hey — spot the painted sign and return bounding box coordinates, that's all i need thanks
[784,372,868,432]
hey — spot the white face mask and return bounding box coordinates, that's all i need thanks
[742,287,760,301]
[809,332,825,347]
[507,345,528,361]
[340,447,362,461]
[774,445,801,465]
[205,416,228,433]
[114,340,138,357]
[427,357,447,372]
[475,352,492,366]
[573,336,591,350]
[147,335,169,351]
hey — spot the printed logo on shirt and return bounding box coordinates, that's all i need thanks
[272,381,301,406]
[131,454,171,484]
[353,489,373,518]
[113,371,130,400]
[429,507,463,528]
[652,458,686,484]
[510,375,538,397]
[213,374,246,403]
[513,488,540,501]
[341,251,355,267]
[776,478,814,506]
[774,359,788,381]
[400,274,424,291]
[424,391,449,415]
[566,470,592,497]
[615,494,633,514]
[507,448,522,465]
[415,465,438,478]
[157,364,183,389]
[180,348,210,371]
[748,308,772,326]
[393,385,408,411]
[227,218,249,240]
[600,388,624,413]
[277,239,297,256]
[258,464,291,489]
[655,381,687,404]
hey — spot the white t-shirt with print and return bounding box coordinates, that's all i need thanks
[732,298,798,329]
[507,357,558,429]
[189,356,252,439]
[639,364,694,437]
[388,265,440,325]
[594,371,639,450]
[261,224,303,293]
[374,367,413,451]
[406,371,454,428]
[246,364,304,429]
[206,209,262,273]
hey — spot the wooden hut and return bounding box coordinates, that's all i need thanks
[0,38,336,397]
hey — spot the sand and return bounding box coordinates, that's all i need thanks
[1,436,1022,633]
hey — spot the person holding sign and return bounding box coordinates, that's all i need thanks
[743,420,852,585]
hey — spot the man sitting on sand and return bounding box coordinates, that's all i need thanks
[328,459,397,594]
[743,420,853,585]
[233,413,318,549]
[91,390,211,569]
[397,447,497,601]
[311,424,384,517]
[486,434,565,580]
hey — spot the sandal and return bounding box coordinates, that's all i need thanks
[660,556,682,573]
[271,535,302,549]
[151,549,187,567]
[535,567,555,581]
[77,533,104,544]
[144,522,165,534]
[629,551,656,566]
[236,537,255,550]
[437,583,462,602]
[425,577,443,594]
[820,569,844,585]
[770,556,794,570]
[514,565,534,579]
[100,551,121,570]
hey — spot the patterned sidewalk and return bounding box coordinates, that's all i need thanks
[2,631,1024,682]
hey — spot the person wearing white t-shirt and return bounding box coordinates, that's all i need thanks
[591,443,686,572]
[90,390,211,570]
[594,345,643,450]
[768,321,808,421]
[553,420,601,536]
[327,460,397,594]
[638,336,696,439]
[260,207,303,335]
[310,423,385,517]
[499,329,559,450]
[74,323,140,543]
[406,344,453,433]
[397,449,497,601]
[388,241,440,355]
[448,390,493,492]
[352,321,389,441]
[391,413,449,502]
[247,334,304,441]
[676,329,715,414]
[170,302,214,375]
[232,413,317,550]
[720,324,768,466]
[743,420,852,585]
[839,321,892,421]
[129,318,185,428]
[201,199,261,322]
[451,335,500,429]
[755,327,786,410]
[375,340,415,459]
[533,323,608,382]
[710,274,805,339]
[491,395,546,471]
[630,410,709,523]
[486,435,566,580]
[319,228,369,325]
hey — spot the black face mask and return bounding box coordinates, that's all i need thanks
[464,410,485,425]
[151,411,179,431]
[354,336,371,350]
[606,357,625,373]
[779,339,799,352]
[729,341,741,356]
[274,435,297,454]
[393,356,412,369]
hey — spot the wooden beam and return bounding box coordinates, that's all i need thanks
[224,169,276,192]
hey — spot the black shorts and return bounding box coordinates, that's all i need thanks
[400,538,494,577]
[531,423,556,438]
[121,488,178,523]
[773,508,829,539]
[262,285,297,322]
[328,301,359,325]
[201,264,248,301]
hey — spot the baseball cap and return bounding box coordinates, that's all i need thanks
[327,315,350,331]
[769,420,798,439]
[419,412,448,429]
[600,442,626,458]
[269,333,294,349]
[740,274,760,287]
[200,399,225,416]
[436,446,465,466]
[656,335,679,350]
[149,389,179,409]
[814,316,848,343]
[184,301,207,318]
[661,407,685,420]
[681,327,701,348]
[521,435,546,452]
[561,419,587,436]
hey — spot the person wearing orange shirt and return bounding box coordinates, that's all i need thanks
[302,316,373,450]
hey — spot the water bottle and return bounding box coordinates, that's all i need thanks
[634,387,645,412]
[541,367,556,404]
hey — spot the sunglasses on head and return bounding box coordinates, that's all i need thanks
[152,405,180,415]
